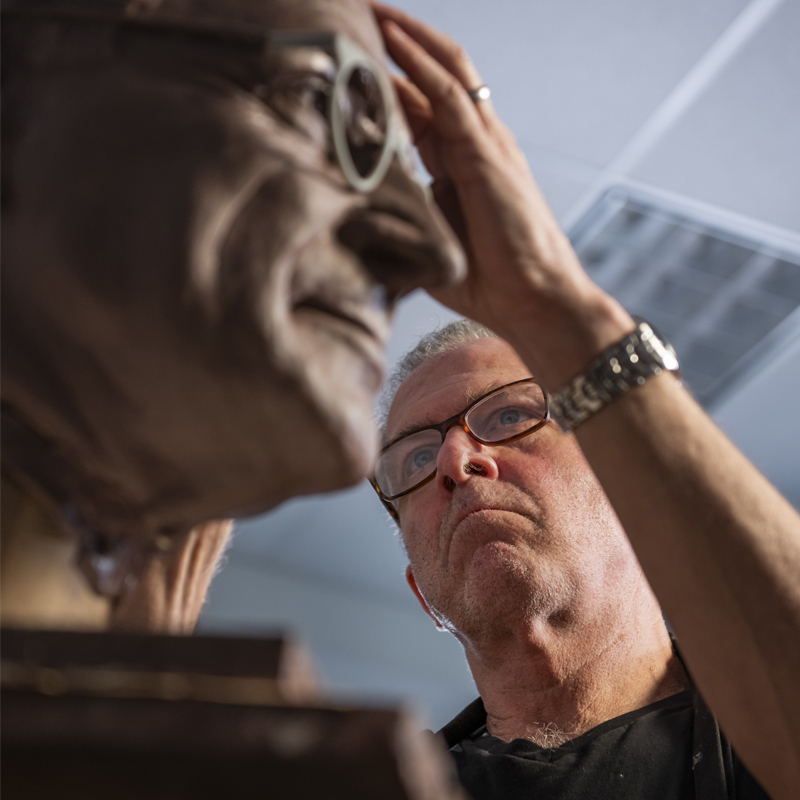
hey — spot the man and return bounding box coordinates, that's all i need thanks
[369,5,800,798]
[0,0,463,631]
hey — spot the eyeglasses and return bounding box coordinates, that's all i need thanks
[267,30,415,192]
[371,378,550,516]
[3,5,416,193]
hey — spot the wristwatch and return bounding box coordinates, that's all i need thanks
[549,318,680,432]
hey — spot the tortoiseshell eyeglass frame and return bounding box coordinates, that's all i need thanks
[370,378,550,522]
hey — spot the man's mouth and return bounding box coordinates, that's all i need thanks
[445,501,535,555]
[452,505,504,532]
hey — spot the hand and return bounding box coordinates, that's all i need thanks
[373,3,633,387]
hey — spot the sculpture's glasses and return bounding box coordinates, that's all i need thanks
[3,5,415,192]
[267,30,413,192]
[372,379,550,519]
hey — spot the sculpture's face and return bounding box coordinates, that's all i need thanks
[1,0,463,533]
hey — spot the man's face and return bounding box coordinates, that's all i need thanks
[385,338,639,645]
[2,0,463,530]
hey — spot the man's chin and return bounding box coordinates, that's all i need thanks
[455,548,556,629]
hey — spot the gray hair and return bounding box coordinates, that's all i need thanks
[377,318,497,436]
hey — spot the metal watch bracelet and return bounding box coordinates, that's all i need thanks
[549,319,680,432]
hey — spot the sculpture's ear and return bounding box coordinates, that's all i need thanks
[405,565,446,631]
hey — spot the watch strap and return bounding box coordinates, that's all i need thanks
[549,319,680,432]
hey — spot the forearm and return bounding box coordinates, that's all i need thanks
[517,295,800,797]
[577,371,800,798]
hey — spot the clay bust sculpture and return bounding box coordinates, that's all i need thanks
[1,0,463,631]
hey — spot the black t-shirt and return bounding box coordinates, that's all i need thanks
[438,691,769,800]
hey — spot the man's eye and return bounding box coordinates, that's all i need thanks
[499,406,535,425]
[498,409,523,426]
[490,406,536,432]
[404,447,436,478]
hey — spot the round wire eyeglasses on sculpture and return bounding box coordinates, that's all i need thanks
[371,378,550,521]
[2,5,417,194]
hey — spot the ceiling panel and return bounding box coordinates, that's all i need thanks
[390,0,749,166]
[570,187,800,400]
[520,143,600,223]
[632,0,800,232]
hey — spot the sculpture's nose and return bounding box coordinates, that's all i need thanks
[336,155,466,302]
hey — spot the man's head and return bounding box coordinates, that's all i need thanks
[1,0,463,539]
[381,321,649,648]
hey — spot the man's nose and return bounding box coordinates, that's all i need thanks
[436,428,500,492]
[336,155,466,300]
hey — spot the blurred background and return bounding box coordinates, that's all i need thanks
[199,0,800,730]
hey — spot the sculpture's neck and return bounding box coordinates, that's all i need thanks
[1,408,143,599]
[3,406,91,535]
[0,470,112,628]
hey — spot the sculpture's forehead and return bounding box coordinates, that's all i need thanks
[152,0,385,61]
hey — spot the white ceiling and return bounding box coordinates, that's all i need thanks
[198,0,800,730]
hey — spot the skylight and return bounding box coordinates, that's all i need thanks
[570,188,800,405]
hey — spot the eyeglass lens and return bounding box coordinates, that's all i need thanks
[337,65,388,178]
[375,382,547,499]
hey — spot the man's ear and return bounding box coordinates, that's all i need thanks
[405,566,446,631]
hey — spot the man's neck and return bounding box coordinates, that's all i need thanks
[463,583,690,746]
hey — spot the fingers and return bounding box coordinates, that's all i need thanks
[390,74,433,139]
[372,2,484,93]
[381,19,486,144]
[373,2,498,124]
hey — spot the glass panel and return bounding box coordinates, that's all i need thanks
[759,258,800,302]
[467,384,547,443]
[571,190,800,405]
